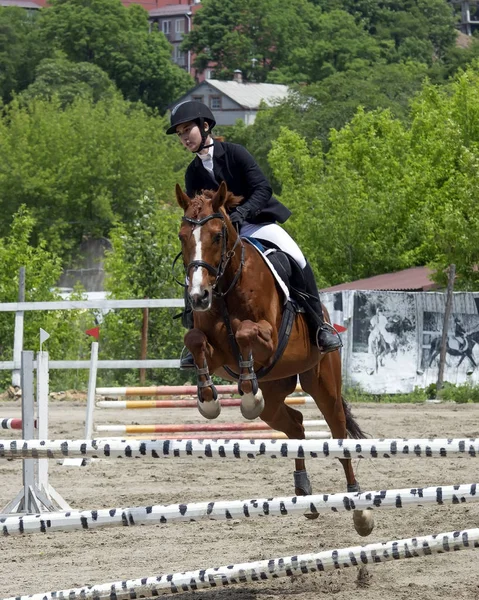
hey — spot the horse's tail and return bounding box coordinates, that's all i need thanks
[341,396,368,439]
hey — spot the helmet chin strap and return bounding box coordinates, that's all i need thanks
[195,117,214,153]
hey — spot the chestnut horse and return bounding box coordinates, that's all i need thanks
[175,182,374,537]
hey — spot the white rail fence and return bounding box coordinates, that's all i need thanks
[2,298,184,382]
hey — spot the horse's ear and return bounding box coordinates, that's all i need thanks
[176,184,190,211]
[212,181,227,212]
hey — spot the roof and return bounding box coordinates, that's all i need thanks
[199,80,289,110]
[149,4,197,17]
[320,266,439,293]
[0,0,42,7]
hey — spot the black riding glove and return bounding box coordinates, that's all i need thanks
[229,206,248,229]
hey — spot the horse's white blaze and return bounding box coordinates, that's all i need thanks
[190,226,205,297]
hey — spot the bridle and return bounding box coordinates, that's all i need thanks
[173,212,245,298]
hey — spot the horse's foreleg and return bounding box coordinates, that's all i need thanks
[184,328,223,420]
[234,319,275,419]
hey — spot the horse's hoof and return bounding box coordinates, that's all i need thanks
[240,388,264,420]
[353,509,375,537]
[197,398,221,420]
[294,470,319,520]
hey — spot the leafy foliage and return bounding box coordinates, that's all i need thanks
[20,56,118,106]
[182,0,316,81]
[0,6,42,103]
[101,190,188,385]
[37,0,192,109]
[267,62,479,289]
[0,207,96,389]
[184,0,457,84]
[0,95,190,260]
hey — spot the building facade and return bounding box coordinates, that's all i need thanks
[171,74,289,126]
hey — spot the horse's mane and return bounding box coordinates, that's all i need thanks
[189,189,243,218]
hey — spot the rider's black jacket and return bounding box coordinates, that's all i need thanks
[185,139,291,225]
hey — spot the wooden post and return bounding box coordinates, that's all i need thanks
[437,264,456,392]
[140,305,149,385]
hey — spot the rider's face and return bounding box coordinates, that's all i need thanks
[176,121,204,152]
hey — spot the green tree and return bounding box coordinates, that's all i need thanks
[268,116,413,287]
[268,62,479,289]
[37,0,192,109]
[182,0,316,81]
[0,96,190,260]
[316,0,457,61]
[406,67,479,289]
[102,191,187,385]
[269,10,381,84]
[0,207,96,389]
[0,6,42,103]
[20,56,118,106]
[226,60,428,180]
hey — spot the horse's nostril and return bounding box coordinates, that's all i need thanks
[202,289,209,300]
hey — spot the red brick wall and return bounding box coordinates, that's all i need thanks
[28,0,195,8]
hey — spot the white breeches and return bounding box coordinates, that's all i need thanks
[240,222,306,269]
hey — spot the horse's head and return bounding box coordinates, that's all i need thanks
[176,181,243,311]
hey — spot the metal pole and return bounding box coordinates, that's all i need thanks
[21,351,37,512]
[36,351,49,490]
[437,264,456,392]
[12,267,25,388]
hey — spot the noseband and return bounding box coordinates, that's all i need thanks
[173,212,245,298]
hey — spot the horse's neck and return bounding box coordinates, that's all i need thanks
[220,241,279,311]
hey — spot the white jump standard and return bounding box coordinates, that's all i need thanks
[1,438,478,460]
[1,483,477,537]
[3,527,479,600]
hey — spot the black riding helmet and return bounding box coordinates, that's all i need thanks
[166,101,216,152]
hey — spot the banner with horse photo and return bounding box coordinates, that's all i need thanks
[322,290,479,394]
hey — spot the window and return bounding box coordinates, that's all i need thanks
[162,20,171,35]
[210,96,222,110]
[174,46,186,66]
[192,95,204,103]
[204,69,214,80]
[175,19,185,33]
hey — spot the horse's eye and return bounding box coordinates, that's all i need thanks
[213,232,222,244]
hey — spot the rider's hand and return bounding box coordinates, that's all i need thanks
[229,206,248,229]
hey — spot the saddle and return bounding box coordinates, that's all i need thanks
[449,335,467,352]
[246,239,313,319]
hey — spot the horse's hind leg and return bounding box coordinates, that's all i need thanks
[259,378,315,503]
[300,353,374,537]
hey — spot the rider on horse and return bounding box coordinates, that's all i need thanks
[166,100,341,368]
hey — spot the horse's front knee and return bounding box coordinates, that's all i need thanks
[235,320,261,346]
[235,320,274,356]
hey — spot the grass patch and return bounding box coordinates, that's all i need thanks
[344,382,479,404]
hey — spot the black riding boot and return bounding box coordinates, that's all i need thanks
[179,292,195,369]
[301,261,342,353]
